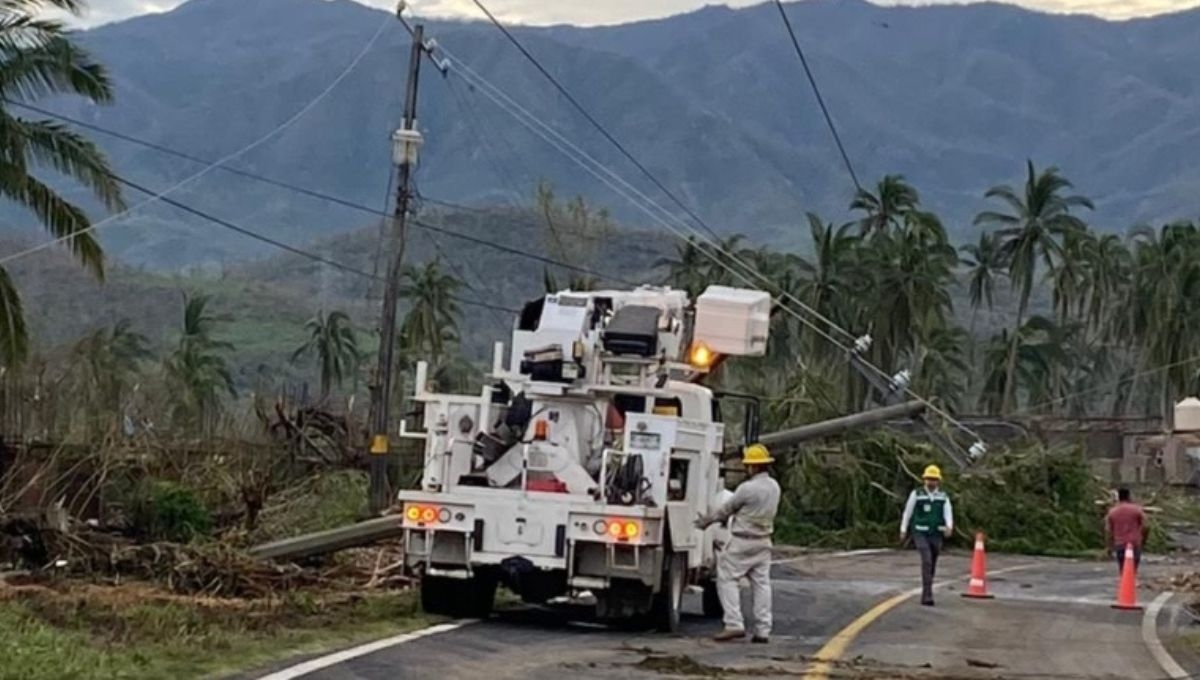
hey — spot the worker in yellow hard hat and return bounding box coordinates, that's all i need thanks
[695,443,781,643]
[900,464,954,606]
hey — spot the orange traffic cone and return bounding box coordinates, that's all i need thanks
[962,532,994,599]
[1112,543,1143,611]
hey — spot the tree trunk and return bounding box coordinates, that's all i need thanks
[1002,294,1029,415]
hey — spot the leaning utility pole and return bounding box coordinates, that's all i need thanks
[368,22,427,513]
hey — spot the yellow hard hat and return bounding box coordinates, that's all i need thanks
[922,464,942,481]
[743,443,774,465]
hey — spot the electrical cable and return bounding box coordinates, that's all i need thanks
[0,14,394,268]
[4,101,636,287]
[459,0,859,344]
[437,44,983,443]
[444,75,527,206]
[468,0,724,247]
[429,29,859,343]
[1016,354,1200,416]
[772,0,862,192]
[108,171,518,315]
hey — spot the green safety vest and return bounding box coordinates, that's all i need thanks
[910,489,948,535]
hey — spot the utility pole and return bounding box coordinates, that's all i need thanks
[368,22,427,513]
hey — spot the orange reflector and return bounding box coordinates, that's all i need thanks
[421,507,437,523]
[623,521,640,539]
[534,420,548,440]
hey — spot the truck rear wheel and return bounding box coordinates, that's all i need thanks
[421,574,498,619]
[652,552,685,633]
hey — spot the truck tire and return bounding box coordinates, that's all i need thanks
[652,552,686,633]
[421,574,498,619]
[701,579,723,619]
[420,575,457,617]
[460,573,498,619]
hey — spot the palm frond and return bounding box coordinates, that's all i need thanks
[0,265,26,366]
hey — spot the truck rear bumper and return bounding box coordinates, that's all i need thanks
[398,490,667,590]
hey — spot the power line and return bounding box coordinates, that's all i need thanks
[0,14,394,268]
[772,0,862,191]
[468,0,725,244]
[437,43,983,445]
[108,172,518,315]
[436,21,858,345]
[5,101,638,287]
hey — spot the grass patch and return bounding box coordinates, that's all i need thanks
[0,584,429,680]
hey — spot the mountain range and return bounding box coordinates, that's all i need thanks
[9,0,1200,268]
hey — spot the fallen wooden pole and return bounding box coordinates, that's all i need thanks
[248,515,405,561]
[759,400,927,449]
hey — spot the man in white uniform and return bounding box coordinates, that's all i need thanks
[696,444,781,643]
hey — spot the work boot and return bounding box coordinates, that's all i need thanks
[751,636,769,644]
[713,628,746,642]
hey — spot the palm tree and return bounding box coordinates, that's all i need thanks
[291,310,361,402]
[656,237,707,298]
[1125,222,1200,419]
[906,321,970,412]
[850,174,920,236]
[796,213,858,361]
[71,319,150,435]
[1081,233,1132,338]
[0,0,125,367]
[165,294,235,433]
[858,210,957,377]
[974,161,1093,414]
[1049,228,1093,324]
[958,231,1005,356]
[399,260,463,365]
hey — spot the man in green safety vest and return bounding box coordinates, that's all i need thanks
[900,464,954,606]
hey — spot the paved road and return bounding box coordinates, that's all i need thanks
[266,550,1187,680]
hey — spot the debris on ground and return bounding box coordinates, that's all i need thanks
[964,658,1001,669]
[635,655,726,677]
[1,512,408,598]
[1153,571,1200,593]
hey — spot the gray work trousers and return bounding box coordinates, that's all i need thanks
[914,533,943,603]
[717,535,772,637]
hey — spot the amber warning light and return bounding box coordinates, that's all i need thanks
[404,504,450,525]
[688,342,716,369]
[592,518,642,540]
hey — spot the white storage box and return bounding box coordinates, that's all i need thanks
[1176,397,1200,432]
[693,286,770,357]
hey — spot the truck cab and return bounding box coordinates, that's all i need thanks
[397,285,770,630]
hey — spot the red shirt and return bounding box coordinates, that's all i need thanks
[1106,502,1146,549]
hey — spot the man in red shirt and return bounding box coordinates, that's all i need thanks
[1105,487,1147,573]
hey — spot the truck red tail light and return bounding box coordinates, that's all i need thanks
[593,518,642,541]
[403,504,449,525]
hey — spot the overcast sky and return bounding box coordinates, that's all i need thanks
[77,0,1200,28]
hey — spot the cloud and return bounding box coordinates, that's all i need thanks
[389,0,1200,24]
[67,0,1200,28]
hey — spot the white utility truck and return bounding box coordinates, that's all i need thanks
[397,285,771,631]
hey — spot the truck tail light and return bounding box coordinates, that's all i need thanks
[593,518,642,541]
[403,504,446,525]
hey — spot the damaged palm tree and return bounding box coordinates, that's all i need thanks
[0,0,126,369]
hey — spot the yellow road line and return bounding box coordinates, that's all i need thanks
[802,564,1034,680]
[804,589,916,679]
